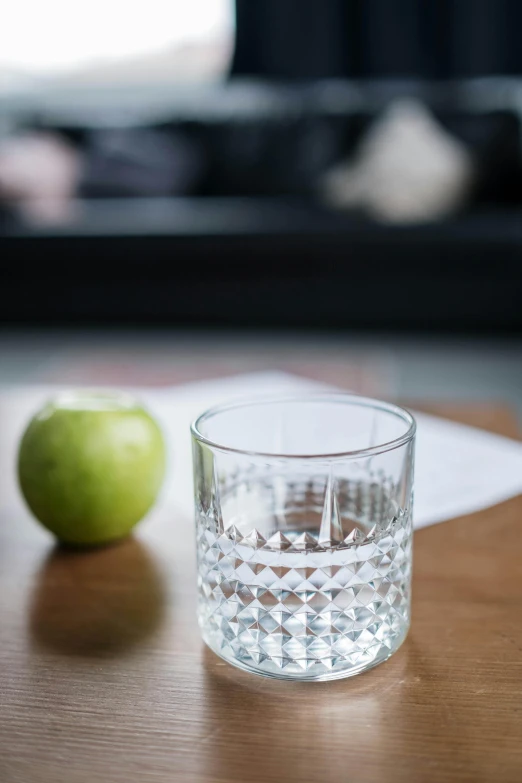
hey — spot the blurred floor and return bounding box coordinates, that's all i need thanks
[0,329,521,423]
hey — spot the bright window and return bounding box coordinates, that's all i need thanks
[0,0,235,88]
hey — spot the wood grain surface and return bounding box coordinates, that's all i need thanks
[1,389,521,783]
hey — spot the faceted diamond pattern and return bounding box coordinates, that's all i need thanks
[197,512,411,679]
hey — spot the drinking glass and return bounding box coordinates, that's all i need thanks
[191,394,415,681]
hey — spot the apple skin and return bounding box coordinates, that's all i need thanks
[18,392,166,546]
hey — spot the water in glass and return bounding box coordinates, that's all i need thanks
[197,475,412,680]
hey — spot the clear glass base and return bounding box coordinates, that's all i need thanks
[202,623,410,681]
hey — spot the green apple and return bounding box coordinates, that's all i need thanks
[18,391,166,546]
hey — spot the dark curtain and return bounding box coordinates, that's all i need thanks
[231,0,522,79]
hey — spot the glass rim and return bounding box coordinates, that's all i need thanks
[191,393,416,460]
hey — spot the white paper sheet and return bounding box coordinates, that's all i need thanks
[4,372,522,529]
[411,410,522,527]
[146,371,522,528]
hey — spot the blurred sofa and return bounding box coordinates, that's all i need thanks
[1,79,521,331]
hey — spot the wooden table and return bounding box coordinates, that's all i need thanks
[1,392,521,783]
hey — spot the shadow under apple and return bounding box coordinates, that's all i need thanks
[29,537,165,657]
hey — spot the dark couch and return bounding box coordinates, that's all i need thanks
[1,79,521,331]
